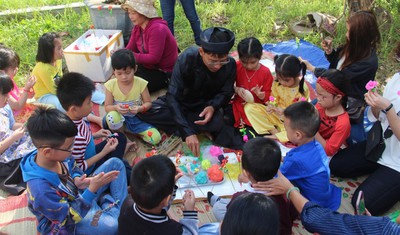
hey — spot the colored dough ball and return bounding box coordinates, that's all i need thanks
[207,164,224,182]
[195,171,208,184]
[201,159,212,170]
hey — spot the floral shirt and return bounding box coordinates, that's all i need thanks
[0,108,35,163]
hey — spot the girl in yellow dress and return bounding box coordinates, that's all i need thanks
[245,54,310,142]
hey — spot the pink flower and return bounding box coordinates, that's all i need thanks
[269,96,275,102]
[300,97,307,101]
[397,90,400,96]
[243,135,249,142]
[365,80,379,91]
[268,96,277,106]
[210,146,223,157]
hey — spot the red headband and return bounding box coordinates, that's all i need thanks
[317,77,345,97]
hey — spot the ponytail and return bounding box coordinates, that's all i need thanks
[275,54,307,96]
[298,61,307,96]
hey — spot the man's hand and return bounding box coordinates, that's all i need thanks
[194,106,214,125]
[185,134,200,157]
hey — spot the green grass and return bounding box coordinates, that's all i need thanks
[0,0,81,11]
[0,0,399,86]
[0,7,91,84]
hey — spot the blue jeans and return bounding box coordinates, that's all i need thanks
[94,132,132,182]
[160,0,202,45]
[77,158,127,235]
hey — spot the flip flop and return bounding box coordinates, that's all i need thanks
[127,141,139,152]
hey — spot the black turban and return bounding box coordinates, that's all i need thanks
[200,27,235,54]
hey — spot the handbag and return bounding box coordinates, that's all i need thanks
[365,121,393,162]
[346,97,366,124]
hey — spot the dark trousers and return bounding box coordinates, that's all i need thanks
[94,132,132,182]
[352,165,400,215]
[0,158,25,195]
[330,141,400,215]
[137,96,244,150]
[135,65,170,93]
[329,141,379,178]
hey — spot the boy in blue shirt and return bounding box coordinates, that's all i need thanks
[21,107,126,234]
[257,101,341,210]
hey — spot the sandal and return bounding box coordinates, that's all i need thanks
[126,141,139,152]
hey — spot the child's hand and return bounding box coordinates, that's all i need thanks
[74,174,90,189]
[117,104,129,114]
[175,166,184,183]
[182,189,196,211]
[251,85,265,100]
[235,87,246,100]
[236,87,254,103]
[101,137,118,154]
[94,129,111,139]
[24,75,36,90]
[265,103,277,113]
[11,126,26,140]
[129,105,140,114]
[88,171,119,193]
[238,173,249,184]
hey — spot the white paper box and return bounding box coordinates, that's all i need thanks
[64,29,124,82]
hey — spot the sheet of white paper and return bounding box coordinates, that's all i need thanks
[174,173,242,200]
[172,143,293,200]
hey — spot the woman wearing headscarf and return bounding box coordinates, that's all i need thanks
[122,0,178,92]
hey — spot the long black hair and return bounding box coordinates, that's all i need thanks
[274,54,307,96]
[36,32,60,63]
